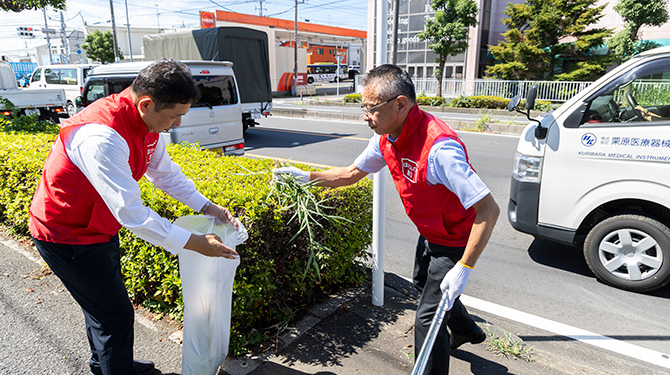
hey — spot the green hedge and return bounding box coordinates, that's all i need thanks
[451,95,553,111]
[0,127,373,356]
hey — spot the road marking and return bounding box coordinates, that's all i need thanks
[396,275,670,369]
[464,293,670,369]
[251,126,370,141]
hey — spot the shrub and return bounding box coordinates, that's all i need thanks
[343,93,362,103]
[0,131,373,356]
[451,95,554,111]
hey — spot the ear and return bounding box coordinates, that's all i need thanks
[396,95,411,115]
[136,96,154,116]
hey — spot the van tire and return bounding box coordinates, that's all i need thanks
[66,101,75,117]
[584,214,670,292]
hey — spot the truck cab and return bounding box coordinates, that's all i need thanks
[79,60,244,156]
[508,46,670,292]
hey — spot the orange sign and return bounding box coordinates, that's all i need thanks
[200,11,215,29]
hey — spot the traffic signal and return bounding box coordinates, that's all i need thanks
[17,27,34,38]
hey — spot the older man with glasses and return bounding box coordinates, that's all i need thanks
[274,64,499,374]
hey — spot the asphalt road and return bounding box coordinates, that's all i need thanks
[247,111,670,372]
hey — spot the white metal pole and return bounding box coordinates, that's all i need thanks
[372,0,388,307]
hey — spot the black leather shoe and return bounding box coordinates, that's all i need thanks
[90,359,155,375]
[450,325,486,350]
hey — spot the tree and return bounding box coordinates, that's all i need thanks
[487,0,613,81]
[1,0,65,12]
[607,0,669,60]
[81,30,123,64]
[417,0,478,98]
[486,29,546,80]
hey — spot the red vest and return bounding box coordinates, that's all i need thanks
[380,104,476,247]
[29,88,160,245]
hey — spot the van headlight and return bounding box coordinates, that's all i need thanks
[513,152,542,182]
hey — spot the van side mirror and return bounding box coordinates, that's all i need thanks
[75,96,83,107]
[508,95,521,112]
[525,85,537,111]
[509,85,546,140]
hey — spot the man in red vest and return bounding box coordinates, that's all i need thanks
[274,64,500,374]
[29,59,239,375]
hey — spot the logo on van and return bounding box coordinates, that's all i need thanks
[581,133,597,147]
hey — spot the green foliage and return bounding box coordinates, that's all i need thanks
[0,98,60,133]
[607,0,669,61]
[0,0,65,11]
[81,30,124,64]
[0,128,373,356]
[488,0,613,80]
[451,95,553,111]
[417,0,479,97]
[343,93,362,103]
[415,95,447,107]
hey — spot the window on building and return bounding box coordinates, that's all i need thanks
[318,49,324,55]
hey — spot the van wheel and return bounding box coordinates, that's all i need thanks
[583,214,670,292]
[66,101,75,117]
[307,77,314,84]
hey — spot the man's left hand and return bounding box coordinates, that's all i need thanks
[204,203,239,230]
[439,261,472,310]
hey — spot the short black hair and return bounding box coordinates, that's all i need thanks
[361,64,416,103]
[131,58,200,111]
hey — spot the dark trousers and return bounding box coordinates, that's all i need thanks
[413,236,478,375]
[33,235,135,375]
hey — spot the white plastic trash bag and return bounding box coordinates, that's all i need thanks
[174,215,248,375]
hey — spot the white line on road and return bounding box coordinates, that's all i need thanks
[462,293,670,369]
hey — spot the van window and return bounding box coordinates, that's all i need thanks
[45,68,78,85]
[192,75,238,108]
[31,69,41,84]
[85,80,106,104]
[582,58,670,126]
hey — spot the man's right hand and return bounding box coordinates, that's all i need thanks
[272,166,310,184]
[185,233,239,259]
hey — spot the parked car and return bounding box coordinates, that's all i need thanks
[348,64,360,80]
[78,60,245,156]
[508,46,670,292]
[28,63,99,117]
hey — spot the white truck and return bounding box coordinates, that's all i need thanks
[508,46,670,292]
[0,61,66,122]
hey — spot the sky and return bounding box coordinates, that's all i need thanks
[1,0,369,58]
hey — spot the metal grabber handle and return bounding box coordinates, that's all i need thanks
[411,291,450,375]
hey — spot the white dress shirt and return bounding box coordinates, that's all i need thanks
[64,123,208,254]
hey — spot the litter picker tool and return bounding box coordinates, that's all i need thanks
[411,291,450,375]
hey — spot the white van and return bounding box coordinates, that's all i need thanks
[29,64,99,117]
[508,46,670,292]
[78,60,244,156]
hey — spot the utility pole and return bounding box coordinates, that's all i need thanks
[109,0,120,62]
[43,8,53,64]
[293,0,298,96]
[257,0,265,16]
[156,5,160,33]
[125,0,133,61]
[60,12,69,63]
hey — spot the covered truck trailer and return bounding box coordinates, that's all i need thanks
[144,27,272,132]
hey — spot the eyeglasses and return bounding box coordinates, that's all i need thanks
[361,95,399,115]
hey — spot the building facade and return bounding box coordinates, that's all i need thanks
[367,0,670,81]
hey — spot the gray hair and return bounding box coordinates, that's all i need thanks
[361,64,416,103]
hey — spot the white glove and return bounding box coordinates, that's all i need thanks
[439,262,472,310]
[272,166,310,184]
